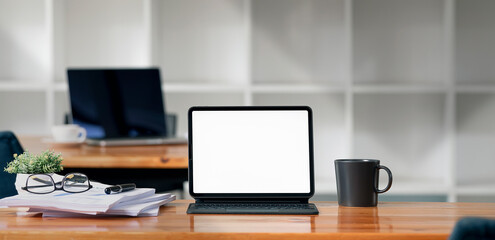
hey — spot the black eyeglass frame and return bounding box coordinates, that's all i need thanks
[21,173,93,194]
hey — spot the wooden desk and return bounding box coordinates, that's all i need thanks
[1,200,494,240]
[19,136,188,169]
[18,136,189,192]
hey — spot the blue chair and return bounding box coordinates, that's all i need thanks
[449,217,495,240]
[0,131,24,199]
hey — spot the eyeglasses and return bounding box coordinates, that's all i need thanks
[21,173,93,194]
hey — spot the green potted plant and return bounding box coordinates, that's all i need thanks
[4,150,64,194]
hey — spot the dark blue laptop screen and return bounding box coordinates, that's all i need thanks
[67,68,167,139]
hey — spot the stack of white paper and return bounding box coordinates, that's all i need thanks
[0,174,175,217]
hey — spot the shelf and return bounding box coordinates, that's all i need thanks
[456,93,495,185]
[252,83,346,93]
[316,180,450,195]
[353,0,446,84]
[251,0,347,84]
[3,82,458,94]
[353,84,448,93]
[0,0,50,82]
[54,82,247,93]
[164,83,246,93]
[353,93,449,184]
[62,0,149,74]
[456,84,495,93]
[55,82,348,94]
[456,195,495,203]
[0,81,48,91]
[385,180,450,195]
[157,0,248,84]
[457,183,495,196]
[2,0,495,201]
[456,0,495,84]
[52,82,495,94]
[0,92,47,135]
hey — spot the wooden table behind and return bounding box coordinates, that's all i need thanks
[18,136,189,192]
[19,136,188,169]
[1,200,495,240]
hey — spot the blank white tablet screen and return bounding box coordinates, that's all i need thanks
[192,110,311,193]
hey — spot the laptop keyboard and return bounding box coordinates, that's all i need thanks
[187,203,319,215]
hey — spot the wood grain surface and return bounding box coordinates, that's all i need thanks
[18,136,188,169]
[1,200,495,240]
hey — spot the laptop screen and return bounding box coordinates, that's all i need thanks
[189,106,314,197]
[67,68,167,139]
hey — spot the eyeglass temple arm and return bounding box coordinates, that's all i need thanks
[21,176,54,190]
[23,177,72,189]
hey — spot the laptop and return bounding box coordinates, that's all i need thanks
[67,68,186,146]
[186,106,319,215]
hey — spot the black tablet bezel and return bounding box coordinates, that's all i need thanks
[188,106,315,199]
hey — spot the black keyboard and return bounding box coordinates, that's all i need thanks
[187,203,319,215]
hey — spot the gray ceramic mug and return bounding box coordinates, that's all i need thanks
[335,159,392,207]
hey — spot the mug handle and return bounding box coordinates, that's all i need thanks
[76,127,87,143]
[376,165,393,194]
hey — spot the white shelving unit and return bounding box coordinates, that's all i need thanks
[1,0,495,202]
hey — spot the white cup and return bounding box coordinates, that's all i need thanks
[51,124,87,143]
